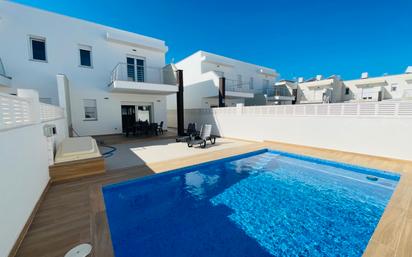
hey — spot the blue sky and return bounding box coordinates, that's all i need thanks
[12,0,412,80]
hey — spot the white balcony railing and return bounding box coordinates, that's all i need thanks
[225,78,255,93]
[265,86,293,97]
[110,63,175,85]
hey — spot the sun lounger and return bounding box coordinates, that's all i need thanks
[187,124,216,148]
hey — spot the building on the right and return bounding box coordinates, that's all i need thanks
[297,75,344,104]
[342,67,412,102]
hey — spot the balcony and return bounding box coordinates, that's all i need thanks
[265,86,295,102]
[0,58,12,88]
[224,79,257,99]
[108,63,178,95]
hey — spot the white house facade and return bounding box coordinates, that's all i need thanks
[167,51,278,110]
[342,69,412,102]
[0,1,177,136]
[297,75,345,104]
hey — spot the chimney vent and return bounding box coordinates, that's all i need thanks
[406,66,412,74]
[361,72,369,79]
[298,77,304,83]
[316,75,323,81]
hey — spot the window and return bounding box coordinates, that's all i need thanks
[262,79,269,91]
[127,57,145,82]
[249,77,254,90]
[345,87,350,95]
[391,84,398,92]
[79,45,92,67]
[237,74,242,88]
[30,36,47,61]
[83,99,97,120]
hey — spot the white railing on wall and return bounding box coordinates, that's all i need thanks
[39,103,65,122]
[0,93,65,131]
[193,101,412,118]
[0,93,34,130]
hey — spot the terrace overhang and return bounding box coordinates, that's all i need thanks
[201,55,234,68]
[257,68,278,77]
[109,80,178,95]
[303,79,334,89]
[106,32,168,53]
[354,78,387,87]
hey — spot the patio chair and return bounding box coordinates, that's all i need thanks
[157,121,164,135]
[176,123,197,142]
[187,124,216,148]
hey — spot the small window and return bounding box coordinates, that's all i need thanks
[83,99,97,120]
[262,79,269,91]
[391,84,398,92]
[30,36,47,61]
[345,87,350,95]
[249,77,254,89]
[237,74,242,88]
[79,45,92,67]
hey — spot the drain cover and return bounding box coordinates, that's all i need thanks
[64,243,92,257]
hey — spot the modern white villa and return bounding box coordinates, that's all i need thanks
[343,68,412,102]
[1,2,412,257]
[0,1,178,136]
[167,51,278,110]
[296,75,345,104]
[274,68,412,105]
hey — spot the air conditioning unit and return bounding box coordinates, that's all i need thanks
[406,66,412,74]
[316,75,323,81]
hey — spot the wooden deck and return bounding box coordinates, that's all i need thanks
[13,141,412,257]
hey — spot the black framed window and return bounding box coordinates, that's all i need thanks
[79,45,92,67]
[345,87,350,95]
[30,37,46,61]
[80,49,91,67]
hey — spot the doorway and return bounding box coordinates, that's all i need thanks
[121,105,136,133]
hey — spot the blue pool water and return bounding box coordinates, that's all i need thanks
[103,149,399,257]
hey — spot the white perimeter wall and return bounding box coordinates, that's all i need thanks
[171,103,412,161]
[0,91,67,257]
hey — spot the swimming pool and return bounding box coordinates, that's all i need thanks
[103,149,400,257]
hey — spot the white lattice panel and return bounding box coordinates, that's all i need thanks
[40,103,64,122]
[0,94,33,130]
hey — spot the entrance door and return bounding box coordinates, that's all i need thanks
[126,57,145,82]
[121,105,136,133]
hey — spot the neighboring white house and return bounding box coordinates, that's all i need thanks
[297,75,344,104]
[266,80,299,105]
[342,68,412,102]
[167,51,278,110]
[0,1,177,136]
